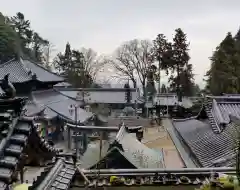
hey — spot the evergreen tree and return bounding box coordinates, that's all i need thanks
[0,13,20,62]
[54,42,71,74]
[205,32,240,95]
[7,12,49,62]
[7,12,32,54]
[146,65,157,101]
[153,34,172,93]
[54,43,94,87]
[168,28,194,97]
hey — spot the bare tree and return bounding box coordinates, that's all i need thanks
[80,48,106,82]
[109,39,154,94]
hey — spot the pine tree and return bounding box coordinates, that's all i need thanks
[205,32,240,95]
[168,28,194,97]
[153,34,172,93]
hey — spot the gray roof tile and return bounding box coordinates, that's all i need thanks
[47,101,92,123]
[22,101,44,117]
[202,95,240,133]
[0,60,31,83]
[22,59,64,82]
[0,59,64,83]
[32,89,93,123]
[57,88,139,104]
[0,98,57,187]
[154,94,193,108]
[30,159,76,190]
[80,140,110,169]
[173,119,239,167]
[107,116,150,127]
[80,126,163,169]
[114,127,163,168]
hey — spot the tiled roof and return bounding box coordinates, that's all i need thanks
[0,59,64,83]
[32,89,93,124]
[80,125,163,169]
[0,97,58,189]
[153,94,193,108]
[173,118,238,167]
[84,172,232,187]
[22,101,44,117]
[80,140,111,169]
[56,88,139,104]
[0,60,32,83]
[107,116,150,127]
[202,95,240,133]
[29,158,76,190]
[22,59,64,82]
[114,126,163,168]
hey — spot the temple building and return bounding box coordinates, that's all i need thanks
[0,58,64,95]
[54,87,143,115]
[172,94,240,167]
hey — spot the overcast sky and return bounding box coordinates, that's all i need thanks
[1,0,240,87]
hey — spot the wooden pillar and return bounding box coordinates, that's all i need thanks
[75,135,79,160]
[82,133,88,153]
[68,126,71,149]
[20,167,24,183]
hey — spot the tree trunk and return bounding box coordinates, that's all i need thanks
[177,63,182,102]
[131,78,137,88]
[158,60,161,94]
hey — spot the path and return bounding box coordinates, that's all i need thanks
[162,118,197,168]
[143,126,184,168]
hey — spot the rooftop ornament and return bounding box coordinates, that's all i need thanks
[0,73,16,99]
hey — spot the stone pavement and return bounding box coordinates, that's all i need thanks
[162,118,197,168]
[143,125,184,168]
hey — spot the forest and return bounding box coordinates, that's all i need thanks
[2,11,237,98]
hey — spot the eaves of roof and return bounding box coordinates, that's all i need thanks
[201,95,240,133]
[0,59,32,83]
[30,158,76,190]
[54,87,137,92]
[81,125,163,169]
[21,59,64,83]
[172,118,238,167]
[0,58,64,84]
[0,97,58,189]
[32,89,93,124]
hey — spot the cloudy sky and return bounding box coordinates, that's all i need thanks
[1,0,240,87]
